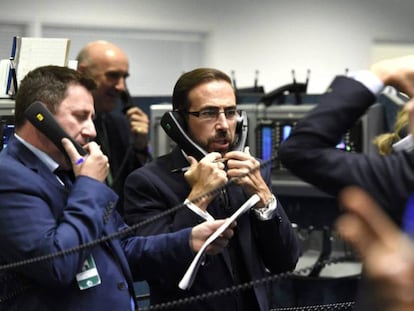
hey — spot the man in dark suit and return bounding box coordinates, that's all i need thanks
[278,55,414,310]
[77,40,151,215]
[124,68,301,310]
[279,55,414,224]
[0,65,234,311]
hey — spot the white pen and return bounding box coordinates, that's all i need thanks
[170,166,190,173]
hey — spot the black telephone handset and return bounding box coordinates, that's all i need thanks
[24,101,87,160]
[120,87,134,114]
[160,110,248,161]
[233,110,248,152]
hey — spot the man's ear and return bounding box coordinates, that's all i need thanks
[77,63,87,73]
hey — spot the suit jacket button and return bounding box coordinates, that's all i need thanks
[117,281,127,290]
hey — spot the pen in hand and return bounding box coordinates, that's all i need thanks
[171,166,191,173]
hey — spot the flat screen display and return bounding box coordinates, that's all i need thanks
[280,123,351,152]
[2,124,14,150]
[261,126,273,161]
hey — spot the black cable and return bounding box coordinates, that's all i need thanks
[0,155,275,272]
[1,153,360,311]
[142,254,355,311]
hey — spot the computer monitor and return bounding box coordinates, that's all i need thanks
[0,98,16,151]
[1,118,14,151]
[254,103,383,161]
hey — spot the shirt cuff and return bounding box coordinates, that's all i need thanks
[184,199,215,221]
[253,194,277,221]
[348,70,385,96]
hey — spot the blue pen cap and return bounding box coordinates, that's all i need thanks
[403,193,414,236]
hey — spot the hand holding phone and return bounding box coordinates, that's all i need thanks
[61,139,109,182]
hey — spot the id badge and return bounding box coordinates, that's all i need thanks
[76,255,101,290]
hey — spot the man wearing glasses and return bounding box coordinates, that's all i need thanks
[123,68,300,311]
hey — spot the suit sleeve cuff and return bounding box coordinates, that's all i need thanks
[349,70,384,96]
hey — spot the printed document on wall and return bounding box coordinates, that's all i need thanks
[11,37,71,90]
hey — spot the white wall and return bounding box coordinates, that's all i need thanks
[1,0,414,95]
[207,0,414,93]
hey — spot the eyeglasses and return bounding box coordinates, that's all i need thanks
[185,107,240,121]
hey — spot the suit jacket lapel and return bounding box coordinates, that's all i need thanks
[7,137,64,190]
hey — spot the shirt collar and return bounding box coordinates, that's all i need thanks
[14,133,59,173]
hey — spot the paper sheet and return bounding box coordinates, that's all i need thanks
[178,194,260,290]
[13,37,70,85]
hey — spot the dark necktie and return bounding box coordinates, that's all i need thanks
[54,169,74,189]
[219,188,230,210]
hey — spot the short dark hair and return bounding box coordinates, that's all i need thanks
[14,65,96,129]
[172,68,234,112]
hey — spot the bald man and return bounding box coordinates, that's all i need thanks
[77,40,151,214]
